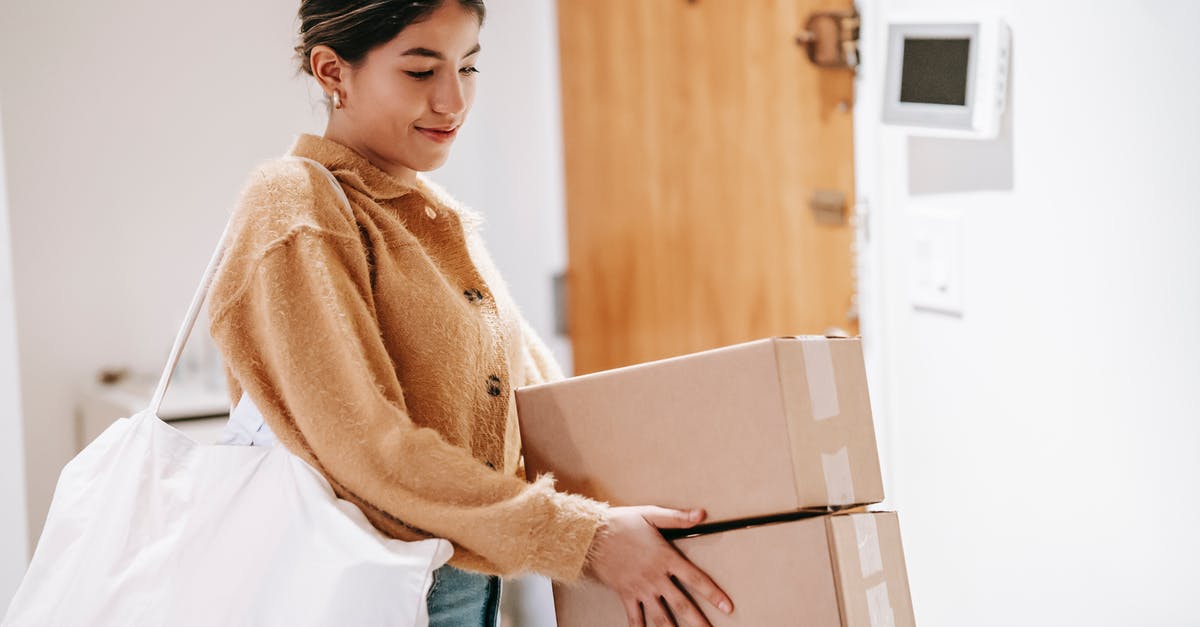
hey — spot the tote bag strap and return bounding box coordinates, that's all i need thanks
[148,156,354,416]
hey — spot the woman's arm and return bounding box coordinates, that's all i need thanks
[208,170,605,581]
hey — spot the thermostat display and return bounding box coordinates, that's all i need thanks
[883,18,1010,138]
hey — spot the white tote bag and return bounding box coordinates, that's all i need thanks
[2,157,452,627]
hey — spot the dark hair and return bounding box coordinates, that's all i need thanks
[295,0,486,77]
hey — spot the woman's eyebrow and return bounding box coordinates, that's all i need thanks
[400,44,482,60]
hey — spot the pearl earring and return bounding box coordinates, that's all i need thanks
[331,90,342,109]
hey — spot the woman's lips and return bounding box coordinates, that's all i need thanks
[416,126,458,143]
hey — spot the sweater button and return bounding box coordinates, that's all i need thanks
[487,374,502,396]
[464,288,484,303]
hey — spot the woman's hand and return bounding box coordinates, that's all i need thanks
[584,506,734,627]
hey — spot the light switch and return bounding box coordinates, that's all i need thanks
[909,212,963,315]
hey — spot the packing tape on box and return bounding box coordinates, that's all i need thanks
[853,514,884,578]
[820,446,856,504]
[801,338,840,420]
[866,582,896,627]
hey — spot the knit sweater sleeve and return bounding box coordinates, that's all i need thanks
[207,169,606,582]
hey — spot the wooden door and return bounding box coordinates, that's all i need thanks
[558,0,857,374]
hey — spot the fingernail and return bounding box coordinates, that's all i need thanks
[689,509,702,522]
[720,601,732,614]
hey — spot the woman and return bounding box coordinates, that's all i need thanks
[207,1,734,625]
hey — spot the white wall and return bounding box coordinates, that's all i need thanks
[855,1,1200,625]
[0,100,31,613]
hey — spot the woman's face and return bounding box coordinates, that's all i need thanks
[331,1,482,179]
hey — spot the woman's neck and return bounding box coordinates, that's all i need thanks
[322,124,418,187]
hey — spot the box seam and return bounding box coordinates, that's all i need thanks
[825,515,852,627]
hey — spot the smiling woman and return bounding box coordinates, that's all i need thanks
[204,2,735,627]
[296,0,486,184]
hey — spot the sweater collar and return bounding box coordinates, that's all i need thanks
[286,133,485,231]
[288,133,417,201]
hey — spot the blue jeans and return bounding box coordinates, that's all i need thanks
[426,564,501,627]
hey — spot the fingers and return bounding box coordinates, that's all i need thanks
[670,555,734,615]
[642,506,706,529]
[601,506,730,627]
[642,595,676,627]
[660,577,713,627]
[623,597,645,627]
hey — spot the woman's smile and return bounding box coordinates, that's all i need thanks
[416,125,459,143]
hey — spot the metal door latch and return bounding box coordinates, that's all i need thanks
[796,8,861,70]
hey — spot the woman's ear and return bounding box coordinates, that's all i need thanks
[310,45,346,97]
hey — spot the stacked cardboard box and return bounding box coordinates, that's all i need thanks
[516,337,914,626]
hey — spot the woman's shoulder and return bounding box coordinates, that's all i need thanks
[229,156,359,242]
[208,157,365,320]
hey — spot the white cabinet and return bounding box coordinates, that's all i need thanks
[77,375,230,450]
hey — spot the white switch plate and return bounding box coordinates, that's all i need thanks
[909,211,963,315]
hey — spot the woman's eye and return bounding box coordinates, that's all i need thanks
[405,66,478,80]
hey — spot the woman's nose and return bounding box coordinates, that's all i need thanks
[431,74,468,116]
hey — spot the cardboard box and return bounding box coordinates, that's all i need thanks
[552,511,915,627]
[517,337,884,523]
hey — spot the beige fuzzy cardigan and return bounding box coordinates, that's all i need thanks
[207,133,608,581]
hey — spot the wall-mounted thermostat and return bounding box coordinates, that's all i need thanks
[882,18,1011,139]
